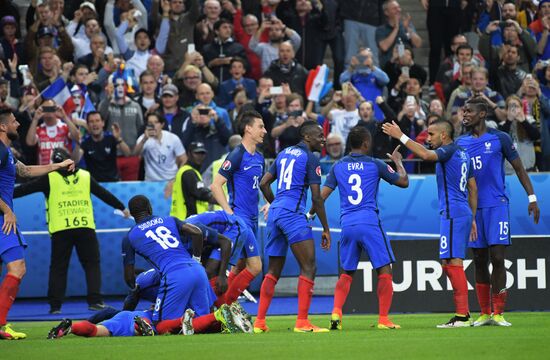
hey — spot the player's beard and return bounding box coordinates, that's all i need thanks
[7,131,18,141]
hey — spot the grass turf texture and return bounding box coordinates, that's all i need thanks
[3,313,550,359]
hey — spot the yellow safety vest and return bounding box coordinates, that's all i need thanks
[211,157,228,211]
[47,169,95,233]
[170,164,209,220]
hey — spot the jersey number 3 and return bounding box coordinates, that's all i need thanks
[146,226,180,250]
[347,174,363,205]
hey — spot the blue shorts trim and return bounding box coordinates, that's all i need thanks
[0,226,27,256]
[439,215,472,259]
[266,208,313,257]
[0,245,25,264]
[209,221,259,264]
[339,222,395,271]
[469,206,511,248]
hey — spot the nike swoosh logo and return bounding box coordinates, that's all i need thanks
[439,251,447,255]
[499,237,508,241]
[243,166,253,170]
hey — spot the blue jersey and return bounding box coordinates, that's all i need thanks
[122,216,199,273]
[456,128,519,208]
[434,143,474,219]
[218,144,264,222]
[0,141,16,212]
[186,210,233,234]
[324,154,399,227]
[269,141,322,214]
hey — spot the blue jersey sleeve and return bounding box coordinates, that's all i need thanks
[324,163,338,189]
[121,235,135,266]
[203,225,219,245]
[435,144,455,163]
[375,159,400,185]
[268,159,277,177]
[218,147,244,180]
[497,131,520,162]
[306,152,321,185]
[0,143,9,169]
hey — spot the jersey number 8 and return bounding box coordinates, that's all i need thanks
[146,226,180,250]
[459,162,468,192]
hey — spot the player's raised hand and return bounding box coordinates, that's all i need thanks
[382,121,404,139]
[469,219,478,242]
[2,209,17,235]
[386,145,403,163]
[321,230,331,251]
[528,201,540,224]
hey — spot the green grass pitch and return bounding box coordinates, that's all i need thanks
[3,313,550,359]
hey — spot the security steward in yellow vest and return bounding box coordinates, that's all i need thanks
[13,148,129,314]
[170,141,216,220]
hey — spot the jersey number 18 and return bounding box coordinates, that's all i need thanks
[146,226,180,250]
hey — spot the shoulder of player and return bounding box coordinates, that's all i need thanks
[487,127,512,141]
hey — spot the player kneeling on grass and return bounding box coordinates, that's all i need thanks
[47,310,155,339]
[383,119,478,328]
[313,126,408,330]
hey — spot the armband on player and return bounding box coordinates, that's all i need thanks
[306,212,316,221]
[528,194,537,203]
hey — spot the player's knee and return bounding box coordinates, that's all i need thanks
[301,262,316,278]
[7,260,26,278]
[246,257,262,276]
[490,253,506,267]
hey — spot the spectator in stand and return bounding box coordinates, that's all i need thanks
[202,18,248,83]
[270,92,305,151]
[25,24,73,76]
[375,0,422,67]
[77,34,108,73]
[449,66,506,127]
[99,75,144,180]
[276,0,325,70]
[314,0,345,89]
[394,95,426,163]
[490,44,528,99]
[228,88,251,128]
[71,18,114,61]
[320,132,344,174]
[114,11,169,78]
[174,51,219,105]
[254,76,276,157]
[134,112,187,181]
[77,111,132,182]
[227,0,266,80]
[263,41,308,97]
[480,20,536,73]
[151,0,200,75]
[383,45,427,92]
[193,83,231,130]
[33,47,63,91]
[343,99,379,154]
[14,86,40,165]
[328,84,361,143]
[181,103,232,171]
[501,95,540,173]
[103,0,148,55]
[446,61,474,127]
[65,2,99,42]
[134,70,160,116]
[340,0,384,67]
[158,83,190,142]
[516,75,550,170]
[340,48,390,121]
[388,69,428,118]
[216,57,256,109]
[536,60,550,98]
[479,1,525,45]
[421,0,463,85]
[0,77,18,111]
[194,0,223,52]
[25,99,80,165]
[146,54,170,96]
[1,0,21,36]
[518,0,537,29]
[428,98,445,119]
[1,16,25,67]
[249,14,301,73]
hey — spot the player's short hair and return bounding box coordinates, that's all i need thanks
[237,109,262,136]
[348,126,372,149]
[129,195,152,217]
[85,111,102,123]
[431,119,455,140]
[465,96,489,114]
[0,108,13,125]
[299,120,321,139]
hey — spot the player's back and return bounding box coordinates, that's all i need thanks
[326,154,398,227]
[218,144,264,221]
[127,215,194,273]
[186,211,232,234]
[435,143,473,219]
[270,142,321,214]
[0,141,16,211]
[456,128,519,208]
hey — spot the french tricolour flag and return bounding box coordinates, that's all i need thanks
[305,64,333,103]
[42,77,76,115]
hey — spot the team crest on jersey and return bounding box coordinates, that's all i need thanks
[387,165,395,174]
[222,160,231,170]
[484,141,492,154]
[315,166,321,177]
[459,150,468,161]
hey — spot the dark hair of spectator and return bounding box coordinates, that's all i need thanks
[426,112,442,125]
[286,93,303,108]
[0,108,13,125]
[455,44,473,56]
[139,69,156,82]
[214,18,232,32]
[348,126,372,149]
[134,28,150,41]
[71,63,89,77]
[299,120,320,138]
[237,109,263,136]
[85,111,102,123]
[230,57,246,68]
[431,119,455,140]
[146,112,165,124]
[39,46,57,57]
[128,195,152,218]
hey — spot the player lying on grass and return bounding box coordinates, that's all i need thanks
[313,126,408,330]
[383,119,478,328]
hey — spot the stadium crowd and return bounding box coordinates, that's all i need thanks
[0,0,548,183]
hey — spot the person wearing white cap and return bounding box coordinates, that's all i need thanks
[65,1,99,43]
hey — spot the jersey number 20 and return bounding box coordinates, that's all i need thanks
[146,226,180,250]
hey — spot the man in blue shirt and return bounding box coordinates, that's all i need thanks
[456,97,540,327]
[211,110,266,306]
[255,121,331,333]
[0,110,74,340]
[320,126,408,331]
[383,119,478,328]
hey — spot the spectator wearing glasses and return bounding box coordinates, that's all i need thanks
[321,133,344,174]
